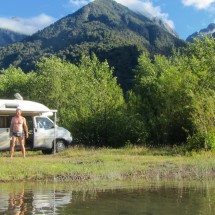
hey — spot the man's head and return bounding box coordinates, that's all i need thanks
[16,108,22,117]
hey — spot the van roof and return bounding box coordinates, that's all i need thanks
[0,99,57,116]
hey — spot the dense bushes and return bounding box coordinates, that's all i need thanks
[128,37,215,149]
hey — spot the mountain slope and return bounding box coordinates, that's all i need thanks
[0,0,186,90]
[186,23,215,42]
[152,17,178,38]
[0,28,27,46]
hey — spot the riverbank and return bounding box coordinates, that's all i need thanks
[0,146,215,182]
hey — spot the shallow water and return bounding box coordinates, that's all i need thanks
[0,180,215,215]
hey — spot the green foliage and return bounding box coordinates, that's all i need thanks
[27,55,130,147]
[0,55,133,147]
[130,37,215,149]
[0,66,33,99]
[187,131,215,151]
[130,53,190,145]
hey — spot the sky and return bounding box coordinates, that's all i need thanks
[0,0,214,40]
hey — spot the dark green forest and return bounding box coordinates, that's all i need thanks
[0,29,27,46]
[0,37,215,151]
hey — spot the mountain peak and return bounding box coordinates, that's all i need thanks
[186,23,215,42]
[0,0,185,91]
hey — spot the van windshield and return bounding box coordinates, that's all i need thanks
[36,117,53,129]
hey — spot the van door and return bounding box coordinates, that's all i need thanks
[33,116,55,149]
[25,116,34,149]
[0,116,11,150]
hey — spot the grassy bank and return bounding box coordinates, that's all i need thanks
[0,146,215,182]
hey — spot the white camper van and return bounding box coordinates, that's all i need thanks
[0,97,72,154]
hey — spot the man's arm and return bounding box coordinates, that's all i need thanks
[23,117,29,138]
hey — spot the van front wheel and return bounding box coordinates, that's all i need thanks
[56,140,66,152]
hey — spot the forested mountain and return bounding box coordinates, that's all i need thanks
[0,0,186,90]
[186,23,215,42]
[0,28,27,46]
[152,17,178,38]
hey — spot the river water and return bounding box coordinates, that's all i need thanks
[0,180,214,215]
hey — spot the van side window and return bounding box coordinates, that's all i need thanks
[36,117,53,129]
[0,116,12,128]
[0,116,5,128]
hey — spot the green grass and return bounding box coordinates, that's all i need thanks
[0,145,215,182]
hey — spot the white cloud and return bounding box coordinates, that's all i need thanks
[0,0,175,35]
[182,0,215,9]
[69,0,93,7]
[115,0,175,29]
[67,0,94,13]
[68,0,174,30]
[0,14,56,35]
[68,0,175,29]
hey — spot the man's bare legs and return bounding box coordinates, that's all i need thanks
[10,136,26,158]
[19,136,26,158]
[10,136,16,158]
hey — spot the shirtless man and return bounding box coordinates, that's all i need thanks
[9,108,28,158]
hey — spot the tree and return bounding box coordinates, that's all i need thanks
[30,55,126,147]
[130,37,215,148]
[0,66,33,99]
[182,37,215,149]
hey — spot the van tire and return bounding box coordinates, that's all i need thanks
[56,140,66,152]
[41,140,66,154]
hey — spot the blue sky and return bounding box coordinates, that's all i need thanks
[0,0,214,40]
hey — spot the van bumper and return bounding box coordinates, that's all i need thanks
[65,137,73,145]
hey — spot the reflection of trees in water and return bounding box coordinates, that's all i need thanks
[0,182,215,214]
[32,189,72,214]
[57,183,215,215]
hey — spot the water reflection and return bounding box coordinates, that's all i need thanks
[32,187,72,214]
[0,183,72,214]
[0,180,215,215]
[8,189,27,215]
